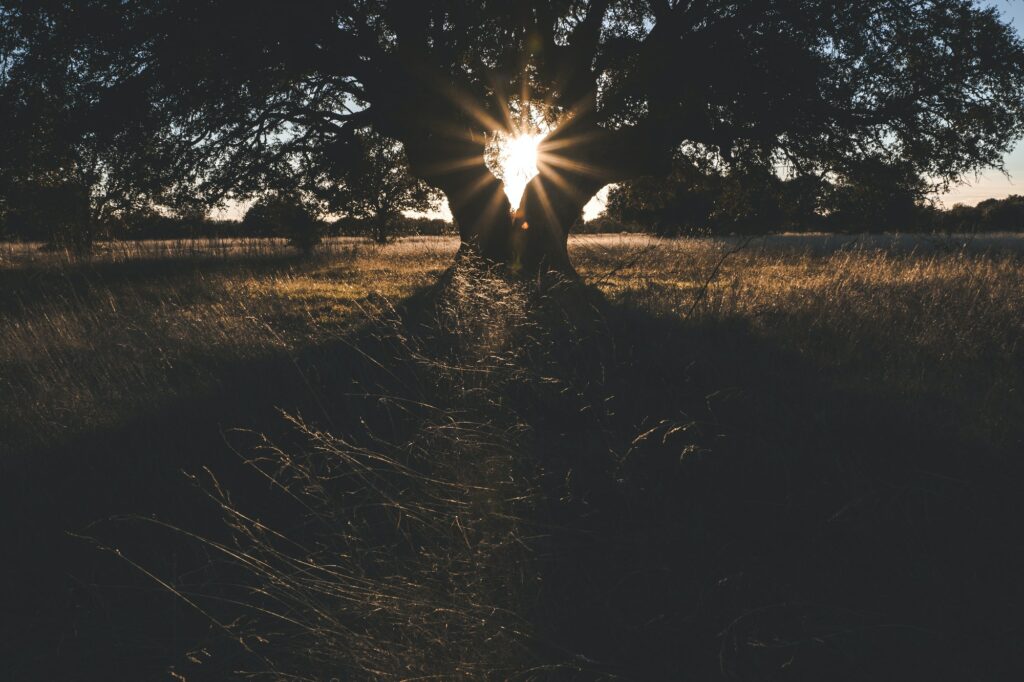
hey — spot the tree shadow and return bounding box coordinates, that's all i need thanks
[0,273,439,681]
[3,264,1023,680]
[519,294,1024,680]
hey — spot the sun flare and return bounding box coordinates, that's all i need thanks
[491,132,546,211]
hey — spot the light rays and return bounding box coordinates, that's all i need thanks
[425,77,608,231]
[489,130,547,210]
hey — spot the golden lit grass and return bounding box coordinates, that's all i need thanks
[5,234,1024,679]
[574,236,1024,444]
[2,234,1022,459]
[0,238,455,458]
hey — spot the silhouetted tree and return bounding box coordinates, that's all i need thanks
[0,3,174,251]
[605,159,719,235]
[976,194,1024,231]
[942,203,982,232]
[778,174,827,232]
[713,166,787,234]
[824,159,932,233]
[311,130,441,244]
[243,193,323,253]
[4,1,1024,271]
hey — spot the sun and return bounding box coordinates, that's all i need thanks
[488,131,547,211]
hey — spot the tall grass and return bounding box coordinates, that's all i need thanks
[147,266,558,679]
[3,235,1024,680]
[576,239,1024,445]
[0,238,455,459]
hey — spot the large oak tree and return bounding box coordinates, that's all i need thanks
[5,0,1024,272]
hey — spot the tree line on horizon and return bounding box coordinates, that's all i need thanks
[4,166,1024,249]
[600,157,1024,235]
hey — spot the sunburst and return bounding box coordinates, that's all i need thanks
[486,130,548,210]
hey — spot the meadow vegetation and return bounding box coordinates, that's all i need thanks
[3,234,1023,679]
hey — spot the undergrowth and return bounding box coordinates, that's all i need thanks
[3,237,1024,680]
[127,253,1024,680]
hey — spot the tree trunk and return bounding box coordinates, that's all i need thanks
[402,133,520,267]
[510,118,633,276]
[399,115,665,277]
[444,163,584,277]
[515,163,595,276]
[372,213,390,244]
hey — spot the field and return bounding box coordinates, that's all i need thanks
[2,234,1024,680]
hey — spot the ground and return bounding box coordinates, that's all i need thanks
[2,234,1023,680]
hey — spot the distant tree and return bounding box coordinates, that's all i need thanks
[977,195,1024,231]
[11,0,1022,273]
[605,159,719,235]
[824,159,931,233]
[405,217,456,237]
[243,193,322,253]
[712,166,786,234]
[311,130,441,244]
[937,203,981,233]
[778,175,828,232]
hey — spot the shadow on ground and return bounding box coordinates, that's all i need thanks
[3,260,1023,681]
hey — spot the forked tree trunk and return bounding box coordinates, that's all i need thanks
[401,116,654,277]
[447,169,586,277]
[443,167,587,277]
[430,129,600,276]
[505,120,619,276]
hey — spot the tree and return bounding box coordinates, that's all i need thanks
[605,159,719,235]
[976,195,1024,231]
[823,158,932,233]
[0,2,175,252]
[243,193,323,253]
[778,174,827,233]
[311,130,441,244]
[6,1,1024,272]
[712,166,787,234]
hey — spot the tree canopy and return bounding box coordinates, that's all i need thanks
[1,2,178,249]
[242,192,324,253]
[3,1,1024,268]
[312,129,442,244]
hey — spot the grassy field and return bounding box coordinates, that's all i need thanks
[2,234,1023,680]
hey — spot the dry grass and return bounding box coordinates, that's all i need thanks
[0,237,456,459]
[574,235,1024,443]
[3,234,1024,680]
[4,235,1020,459]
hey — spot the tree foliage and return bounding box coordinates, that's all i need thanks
[242,193,323,253]
[0,2,176,249]
[2,1,1024,266]
[310,130,441,244]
